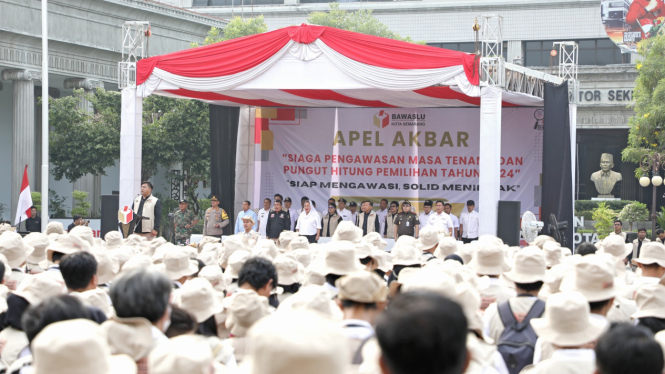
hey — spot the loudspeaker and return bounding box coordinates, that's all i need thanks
[100,194,119,239]
[497,201,521,247]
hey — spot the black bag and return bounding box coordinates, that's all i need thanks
[496,299,545,374]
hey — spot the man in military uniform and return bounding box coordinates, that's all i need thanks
[394,201,420,240]
[173,200,199,245]
[203,196,229,238]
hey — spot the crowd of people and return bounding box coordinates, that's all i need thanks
[229,194,481,244]
[0,208,664,374]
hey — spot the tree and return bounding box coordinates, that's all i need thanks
[192,16,268,47]
[307,3,423,44]
[71,191,92,217]
[48,89,120,182]
[617,202,649,231]
[31,192,41,212]
[622,35,665,175]
[593,202,616,239]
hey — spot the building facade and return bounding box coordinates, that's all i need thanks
[0,0,225,223]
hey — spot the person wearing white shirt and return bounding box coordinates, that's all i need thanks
[459,200,480,243]
[376,199,389,237]
[348,202,358,225]
[284,197,298,231]
[296,200,321,243]
[257,198,271,239]
[443,203,460,239]
[337,198,352,221]
[418,200,434,229]
[427,201,453,237]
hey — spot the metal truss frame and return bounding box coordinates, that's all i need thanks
[119,21,150,89]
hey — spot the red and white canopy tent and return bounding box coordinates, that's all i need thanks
[122,24,548,236]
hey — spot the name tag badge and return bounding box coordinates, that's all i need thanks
[271,214,275,218]
[406,221,410,227]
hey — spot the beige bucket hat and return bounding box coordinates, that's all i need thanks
[274,255,305,285]
[0,232,34,268]
[254,239,278,261]
[198,265,227,293]
[354,242,377,261]
[291,248,312,268]
[435,237,458,259]
[224,250,251,281]
[45,221,64,235]
[13,272,64,305]
[46,233,90,261]
[243,310,348,374]
[77,288,114,318]
[29,319,137,374]
[277,231,299,251]
[23,233,48,264]
[336,270,388,303]
[177,278,224,323]
[101,316,153,361]
[543,241,564,268]
[530,291,606,347]
[219,236,248,267]
[117,254,153,277]
[149,334,224,374]
[562,254,617,302]
[401,268,456,298]
[330,221,362,243]
[532,235,556,249]
[632,242,665,267]
[288,236,310,252]
[276,285,342,320]
[104,231,123,250]
[391,243,423,266]
[600,235,632,259]
[68,226,95,247]
[224,289,272,337]
[160,248,199,281]
[362,232,387,250]
[631,282,665,320]
[503,246,546,284]
[310,242,364,276]
[372,248,393,272]
[93,250,120,284]
[473,242,511,275]
[416,226,440,252]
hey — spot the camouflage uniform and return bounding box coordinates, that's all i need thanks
[174,209,197,245]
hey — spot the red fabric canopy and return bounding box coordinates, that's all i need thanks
[137,24,479,86]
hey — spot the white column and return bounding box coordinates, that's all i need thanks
[65,78,104,216]
[478,86,503,236]
[119,88,143,210]
[234,106,255,214]
[2,69,41,221]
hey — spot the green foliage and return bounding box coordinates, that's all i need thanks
[576,229,595,234]
[622,34,665,175]
[31,192,41,212]
[575,200,640,212]
[193,16,268,47]
[657,206,665,230]
[307,3,424,44]
[575,210,594,221]
[71,191,92,217]
[617,202,650,231]
[48,89,121,182]
[592,202,617,239]
[48,190,67,218]
[197,198,212,219]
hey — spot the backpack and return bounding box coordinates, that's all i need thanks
[496,299,545,374]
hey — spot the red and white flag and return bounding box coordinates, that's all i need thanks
[14,165,33,226]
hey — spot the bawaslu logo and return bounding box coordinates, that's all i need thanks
[373,110,390,128]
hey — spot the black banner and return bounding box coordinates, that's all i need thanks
[541,82,574,248]
[210,105,240,236]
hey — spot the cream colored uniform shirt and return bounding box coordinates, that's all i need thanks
[521,349,596,374]
[483,296,539,344]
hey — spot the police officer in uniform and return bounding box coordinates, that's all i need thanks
[203,196,229,238]
[394,201,420,240]
[173,200,198,245]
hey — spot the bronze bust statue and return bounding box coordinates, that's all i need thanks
[590,153,622,198]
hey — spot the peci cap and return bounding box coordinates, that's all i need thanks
[466,200,475,206]
[338,198,347,203]
[423,200,433,207]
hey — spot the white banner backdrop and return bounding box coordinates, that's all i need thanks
[255,107,542,216]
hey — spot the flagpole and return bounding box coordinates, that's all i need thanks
[41,0,49,232]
